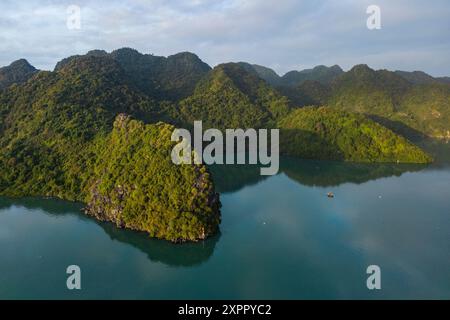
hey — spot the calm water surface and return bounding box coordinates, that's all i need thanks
[1,157,449,299]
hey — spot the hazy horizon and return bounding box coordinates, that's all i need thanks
[4,47,450,79]
[1,0,449,77]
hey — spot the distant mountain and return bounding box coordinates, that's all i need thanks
[328,64,450,139]
[281,64,410,109]
[235,63,344,88]
[271,65,344,106]
[55,48,211,101]
[394,70,438,85]
[396,83,450,139]
[251,64,282,86]
[329,64,411,114]
[278,80,330,107]
[53,49,109,70]
[395,70,450,85]
[436,76,450,84]
[0,59,38,90]
[275,64,450,139]
[178,62,290,129]
[225,63,341,107]
[280,65,344,86]
[236,62,281,86]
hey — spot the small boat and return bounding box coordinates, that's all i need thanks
[327,192,334,198]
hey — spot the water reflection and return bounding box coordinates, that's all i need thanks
[0,197,84,214]
[1,154,449,298]
[280,158,427,187]
[0,155,436,271]
[209,163,268,193]
[0,197,219,267]
[418,138,450,167]
[99,223,220,267]
[210,157,428,193]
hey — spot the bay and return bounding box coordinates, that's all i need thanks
[1,155,449,299]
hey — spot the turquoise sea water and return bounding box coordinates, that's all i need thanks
[0,157,449,299]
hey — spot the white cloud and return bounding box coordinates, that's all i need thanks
[0,0,449,76]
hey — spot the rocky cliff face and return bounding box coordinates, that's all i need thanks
[83,114,221,242]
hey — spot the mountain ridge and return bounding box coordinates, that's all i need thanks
[0,47,441,241]
[54,47,211,101]
[0,59,39,90]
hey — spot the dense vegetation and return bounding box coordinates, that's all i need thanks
[278,107,432,163]
[236,62,282,86]
[85,115,220,242]
[178,63,290,129]
[1,48,447,240]
[277,80,331,107]
[394,70,439,85]
[55,48,211,101]
[0,55,220,242]
[328,65,450,140]
[279,64,450,140]
[327,65,411,114]
[280,65,344,86]
[0,59,38,90]
[394,70,450,85]
[240,63,344,87]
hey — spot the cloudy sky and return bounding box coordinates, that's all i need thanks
[1,0,449,76]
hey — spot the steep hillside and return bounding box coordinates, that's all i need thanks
[179,63,290,129]
[278,80,331,107]
[329,64,411,113]
[278,107,432,163]
[0,55,220,242]
[437,77,450,84]
[236,62,281,86]
[397,83,450,139]
[55,48,211,101]
[395,70,450,85]
[281,65,343,86]
[395,70,438,85]
[0,59,38,90]
[328,64,450,139]
[84,115,220,242]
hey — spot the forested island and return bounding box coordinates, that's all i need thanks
[1,48,448,241]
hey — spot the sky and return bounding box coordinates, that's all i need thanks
[0,0,449,77]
